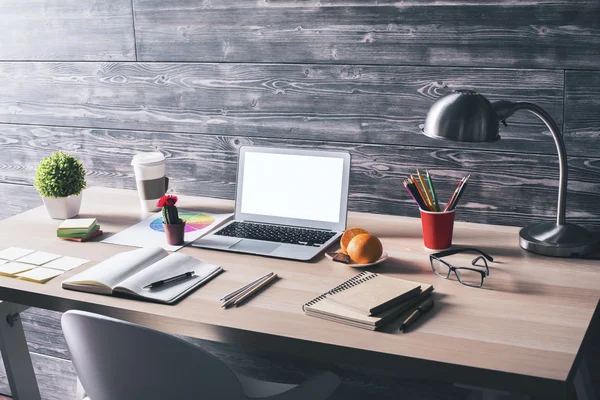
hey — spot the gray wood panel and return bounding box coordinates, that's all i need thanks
[0,0,135,61]
[133,1,600,70]
[1,124,598,230]
[21,309,69,361]
[0,351,77,400]
[0,62,576,155]
[0,184,42,220]
[564,71,600,149]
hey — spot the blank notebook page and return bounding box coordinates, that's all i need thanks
[327,272,421,315]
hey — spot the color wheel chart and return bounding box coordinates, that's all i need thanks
[149,213,215,233]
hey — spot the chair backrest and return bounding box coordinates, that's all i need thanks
[61,310,246,400]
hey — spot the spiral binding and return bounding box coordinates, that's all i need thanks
[302,271,378,311]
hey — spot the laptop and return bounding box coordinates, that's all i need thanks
[192,146,351,261]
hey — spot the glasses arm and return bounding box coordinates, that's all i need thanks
[432,247,494,262]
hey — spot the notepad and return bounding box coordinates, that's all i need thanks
[57,218,97,231]
[63,246,223,304]
[303,271,434,330]
[17,267,64,283]
[327,272,422,315]
[0,247,35,261]
[304,286,433,331]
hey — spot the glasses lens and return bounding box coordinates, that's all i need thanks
[431,258,451,278]
[455,268,483,287]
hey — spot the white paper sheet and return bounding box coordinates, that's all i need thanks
[43,256,90,271]
[17,251,62,265]
[0,247,35,261]
[101,210,233,251]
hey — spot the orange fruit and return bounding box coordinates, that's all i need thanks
[346,233,383,264]
[340,227,370,252]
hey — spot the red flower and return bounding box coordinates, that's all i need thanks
[157,195,178,208]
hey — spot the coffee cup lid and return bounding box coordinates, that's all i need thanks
[131,152,166,166]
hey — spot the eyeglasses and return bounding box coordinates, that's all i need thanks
[429,248,493,288]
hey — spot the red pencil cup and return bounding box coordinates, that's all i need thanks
[420,209,456,251]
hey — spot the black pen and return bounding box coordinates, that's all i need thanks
[401,296,434,332]
[143,271,195,289]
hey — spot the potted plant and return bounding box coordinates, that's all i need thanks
[158,195,186,245]
[34,151,87,219]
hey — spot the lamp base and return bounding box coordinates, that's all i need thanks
[519,222,599,258]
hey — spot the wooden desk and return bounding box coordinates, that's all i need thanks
[0,187,597,400]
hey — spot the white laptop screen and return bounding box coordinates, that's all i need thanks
[239,151,345,223]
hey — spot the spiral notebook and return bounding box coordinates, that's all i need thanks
[303,271,433,330]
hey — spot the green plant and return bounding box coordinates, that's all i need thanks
[33,151,87,198]
[158,195,182,225]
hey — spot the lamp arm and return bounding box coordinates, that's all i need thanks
[492,101,567,226]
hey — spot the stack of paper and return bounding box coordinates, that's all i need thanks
[302,271,434,331]
[57,218,102,242]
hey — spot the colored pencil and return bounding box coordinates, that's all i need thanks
[426,170,440,211]
[448,175,471,210]
[411,174,433,211]
[444,175,470,211]
[408,178,429,210]
[417,169,435,211]
[404,180,428,210]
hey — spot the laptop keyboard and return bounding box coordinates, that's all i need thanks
[215,221,337,247]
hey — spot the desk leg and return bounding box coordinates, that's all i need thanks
[574,357,597,400]
[0,302,41,400]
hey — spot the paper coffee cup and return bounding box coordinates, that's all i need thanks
[131,152,168,213]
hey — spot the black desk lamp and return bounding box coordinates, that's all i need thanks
[422,89,597,257]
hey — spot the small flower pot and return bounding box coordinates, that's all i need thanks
[42,193,83,219]
[163,220,186,245]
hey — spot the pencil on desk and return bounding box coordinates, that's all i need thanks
[220,272,273,302]
[234,273,278,307]
[221,272,274,308]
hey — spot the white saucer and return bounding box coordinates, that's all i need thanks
[325,251,388,268]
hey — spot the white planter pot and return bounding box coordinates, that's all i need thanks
[42,194,83,219]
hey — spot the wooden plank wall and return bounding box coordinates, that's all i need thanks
[0,0,599,398]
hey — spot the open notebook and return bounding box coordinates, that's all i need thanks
[62,246,222,304]
[303,271,433,330]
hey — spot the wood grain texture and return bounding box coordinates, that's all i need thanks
[0,62,573,155]
[0,124,598,230]
[0,0,135,61]
[564,71,600,149]
[0,351,76,400]
[0,184,42,221]
[0,187,598,398]
[133,1,600,70]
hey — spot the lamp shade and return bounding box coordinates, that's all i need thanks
[422,90,500,142]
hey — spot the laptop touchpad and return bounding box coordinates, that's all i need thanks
[230,239,281,254]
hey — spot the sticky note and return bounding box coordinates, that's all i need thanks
[17,267,63,283]
[43,256,89,271]
[17,251,62,265]
[0,247,35,261]
[0,262,36,277]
